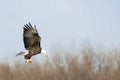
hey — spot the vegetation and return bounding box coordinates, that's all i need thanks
[0,43,120,80]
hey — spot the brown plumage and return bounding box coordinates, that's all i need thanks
[23,23,41,59]
[16,22,48,63]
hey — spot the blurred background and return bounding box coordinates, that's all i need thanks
[0,0,120,80]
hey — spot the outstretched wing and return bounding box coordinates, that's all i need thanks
[23,23,41,50]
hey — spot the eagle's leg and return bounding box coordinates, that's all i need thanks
[26,58,32,63]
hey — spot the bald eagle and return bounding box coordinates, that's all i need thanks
[16,23,48,63]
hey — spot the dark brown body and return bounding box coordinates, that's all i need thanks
[25,48,41,59]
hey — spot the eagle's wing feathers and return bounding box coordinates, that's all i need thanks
[23,23,41,50]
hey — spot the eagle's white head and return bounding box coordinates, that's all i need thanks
[41,48,48,57]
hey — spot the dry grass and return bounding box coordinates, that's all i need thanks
[0,44,120,80]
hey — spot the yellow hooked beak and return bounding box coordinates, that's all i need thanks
[43,52,48,57]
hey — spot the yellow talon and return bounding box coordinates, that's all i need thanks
[26,59,29,63]
[29,58,32,63]
[26,59,32,63]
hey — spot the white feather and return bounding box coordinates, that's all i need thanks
[23,50,29,55]
[41,49,46,53]
[16,50,29,56]
[41,49,48,57]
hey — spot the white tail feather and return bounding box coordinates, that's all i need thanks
[16,50,29,56]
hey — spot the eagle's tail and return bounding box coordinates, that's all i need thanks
[16,50,29,56]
